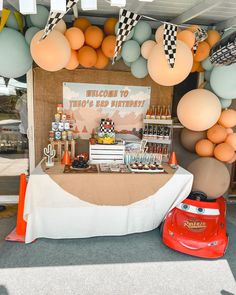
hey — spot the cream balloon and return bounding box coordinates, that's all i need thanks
[155,25,164,43]
[31,30,71,72]
[177,89,221,131]
[54,19,66,34]
[147,41,193,86]
[141,40,156,59]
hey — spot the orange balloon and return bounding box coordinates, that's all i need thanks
[195,139,214,157]
[214,143,235,162]
[65,49,79,70]
[226,128,234,134]
[77,46,97,68]
[104,17,117,35]
[187,25,200,33]
[218,109,236,128]
[64,27,84,50]
[207,124,227,144]
[227,153,236,163]
[191,60,200,72]
[225,133,236,151]
[177,30,195,49]
[85,26,104,49]
[95,48,109,69]
[194,41,210,62]
[206,30,221,48]
[73,18,91,32]
[31,30,70,72]
[101,35,116,58]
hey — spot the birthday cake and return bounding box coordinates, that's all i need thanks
[97,118,115,144]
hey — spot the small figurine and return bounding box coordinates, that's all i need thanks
[44,144,56,167]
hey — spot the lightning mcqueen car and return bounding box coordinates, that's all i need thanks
[161,192,228,259]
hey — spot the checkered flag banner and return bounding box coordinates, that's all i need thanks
[163,23,178,68]
[41,0,79,40]
[193,27,208,55]
[113,9,141,64]
[210,31,236,65]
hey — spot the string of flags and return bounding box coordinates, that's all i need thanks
[112,8,208,68]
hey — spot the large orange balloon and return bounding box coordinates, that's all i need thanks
[177,30,195,49]
[77,46,97,68]
[177,89,221,131]
[214,143,235,162]
[194,41,210,62]
[104,18,117,35]
[31,30,70,72]
[218,109,236,128]
[64,27,84,50]
[206,30,221,48]
[65,49,79,70]
[207,124,227,144]
[85,26,104,49]
[101,35,116,58]
[225,133,236,151]
[95,48,109,69]
[195,139,214,157]
[147,40,193,86]
[74,18,91,32]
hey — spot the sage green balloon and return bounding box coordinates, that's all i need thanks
[0,28,32,78]
[131,57,148,79]
[30,5,49,29]
[201,57,213,71]
[123,59,131,67]
[115,22,134,41]
[121,40,140,63]
[6,10,25,31]
[25,27,40,45]
[133,21,152,44]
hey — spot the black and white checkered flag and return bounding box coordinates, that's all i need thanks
[41,0,79,40]
[113,9,141,64]
[163,23,178,68]
[193,27,208,55]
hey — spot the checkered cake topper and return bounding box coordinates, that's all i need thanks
[113,9,141,64]
[100,119,115,133]
[193,27,208,55]
[163,23,178,68]
[41,0,79,40]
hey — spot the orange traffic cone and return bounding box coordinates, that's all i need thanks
[5,173,27,242]
[61,149,71,165]
[169,151,178,169]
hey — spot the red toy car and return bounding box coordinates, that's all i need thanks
[161,192,228,259]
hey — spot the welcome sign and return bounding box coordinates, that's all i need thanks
[63,82,151,138]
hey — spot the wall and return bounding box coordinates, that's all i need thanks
[33,65,173,164]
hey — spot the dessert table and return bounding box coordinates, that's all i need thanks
[23,161,193,243]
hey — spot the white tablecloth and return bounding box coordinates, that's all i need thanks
[24,164,193,243]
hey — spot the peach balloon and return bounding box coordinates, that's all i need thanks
[194,41,210,62]
[177,30,195,49]
[85,26,104,49]
[95,48,109,69]
[228,153,236,163]
[141,40,156,59]
[226,128,234,134]
[30,30,70,72]
[77,46,97,68]
[74,18,91,32]
[54,19,66,34]
[65,50,79,70]
[155,25,164,43]
[177,89,221,131]
[195,139,214,157]
[191,60,200,72]
[218,109,236,128]
[104,17,117,35]
[147,41,193,86]
[214,143,235,162]
[207,124,227,144]
[101,35,116,58]
[65,27,84,50]
[225,133,236,151]
[206,30,221,48]
[187,25,200,33]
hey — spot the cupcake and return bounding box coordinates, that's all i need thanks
[143,164,149,170]
[149,164,156,170]
[138,163,143,170]
[131,163,138,169]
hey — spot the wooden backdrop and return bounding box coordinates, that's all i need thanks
[33,66,173,164]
